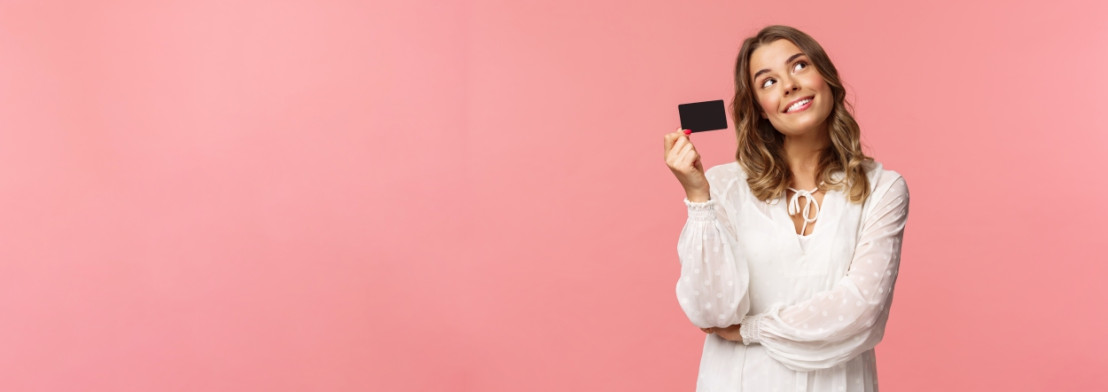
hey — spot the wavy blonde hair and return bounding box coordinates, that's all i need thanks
[730,25,872,203]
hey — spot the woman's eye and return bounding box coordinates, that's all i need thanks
[793,61,807,72]
[761,78,775,88]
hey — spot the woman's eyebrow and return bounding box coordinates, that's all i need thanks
[752,53,806,80]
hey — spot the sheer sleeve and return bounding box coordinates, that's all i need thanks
[738,173,909,372]
[675,166,752,328]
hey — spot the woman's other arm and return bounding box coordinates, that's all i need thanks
[729,172,909,371]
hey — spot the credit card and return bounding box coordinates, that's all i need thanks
[678,100,728,132]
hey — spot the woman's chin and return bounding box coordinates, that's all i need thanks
[777,124,828,139]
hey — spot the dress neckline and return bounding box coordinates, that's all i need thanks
[787,185,822,237]
[784,182,828,235]
[779,188,835,252]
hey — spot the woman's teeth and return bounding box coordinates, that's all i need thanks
[787,98,811,113]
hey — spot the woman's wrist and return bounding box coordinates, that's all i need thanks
[685,188,710,202]
[738,314,763,345]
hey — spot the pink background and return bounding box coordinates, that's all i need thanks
[2,0,1106,390]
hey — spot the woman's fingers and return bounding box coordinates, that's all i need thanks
[663,132,678,155]
[663,128,685,155]
[676,142,699,169]
[675,139,692,158]
[666,133,695,171]
[682,148,700,168]
[670,133,687,154]
[664,127,709,198]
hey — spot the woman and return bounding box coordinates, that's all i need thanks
[662,25,910,391]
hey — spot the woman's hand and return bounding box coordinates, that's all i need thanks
[701,324,744,343]
[664,128,710,202]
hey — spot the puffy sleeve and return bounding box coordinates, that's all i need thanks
[675,166,752,328]
[738,173,909,372]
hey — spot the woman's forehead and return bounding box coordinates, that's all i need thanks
[750,39,803,75]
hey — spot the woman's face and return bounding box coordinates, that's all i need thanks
[749,39,833,138]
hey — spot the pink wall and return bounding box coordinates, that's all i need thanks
[1,0,1105,390]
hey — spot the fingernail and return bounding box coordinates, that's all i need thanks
[683,129,692,135]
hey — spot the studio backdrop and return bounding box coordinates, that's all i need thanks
[1,0,1105,391]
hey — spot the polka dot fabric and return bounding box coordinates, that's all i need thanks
[678,195,752,328]
[675,161,909,392]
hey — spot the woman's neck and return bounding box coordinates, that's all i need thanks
[783,126,830,189]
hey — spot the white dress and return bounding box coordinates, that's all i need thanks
[676,160,909,392]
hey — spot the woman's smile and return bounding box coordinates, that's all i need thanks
[783,96,814,113]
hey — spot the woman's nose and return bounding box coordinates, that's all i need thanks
[782,77,800,95]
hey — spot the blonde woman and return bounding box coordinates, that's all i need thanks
[663,25,910,391]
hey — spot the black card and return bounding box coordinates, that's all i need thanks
[678,100,728,132]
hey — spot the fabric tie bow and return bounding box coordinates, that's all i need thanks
[787,186,821,235]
